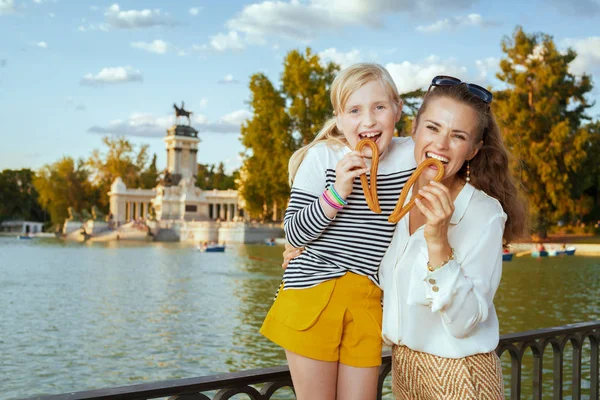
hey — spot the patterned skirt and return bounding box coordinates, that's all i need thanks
[392,345,504,400]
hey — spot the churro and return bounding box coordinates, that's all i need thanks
[356,139,381,214]
[388,158,445,223]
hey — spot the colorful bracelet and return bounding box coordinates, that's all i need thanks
[322,190,344,210]
[328,185,348,206]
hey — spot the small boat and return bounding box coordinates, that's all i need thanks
[264,238,277,246]
[17,235,33,240]
[200,244,226,252]
[531,250,549,258]
[502,253,514,262]
[565,247,576,256]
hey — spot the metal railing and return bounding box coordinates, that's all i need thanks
[22,321,600,400]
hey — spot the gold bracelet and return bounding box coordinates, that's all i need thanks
[427,248,454,272]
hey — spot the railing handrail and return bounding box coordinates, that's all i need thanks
[19,321,600,400]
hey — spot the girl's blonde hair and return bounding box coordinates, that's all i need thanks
[288,63,401,185]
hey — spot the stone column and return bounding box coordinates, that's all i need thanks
[220,204,225,220]
[234,204,238,221]
[190,149,197,178]
[174,147,182,174]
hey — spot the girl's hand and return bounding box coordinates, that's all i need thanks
[334,151,369,199]
[414,181,454,247]
[282,243,304,270]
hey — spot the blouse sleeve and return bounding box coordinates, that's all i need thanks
[422,212,506,338]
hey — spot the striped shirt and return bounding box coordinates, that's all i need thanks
[282,137,416,290]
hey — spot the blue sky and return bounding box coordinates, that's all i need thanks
[1,0,599,174]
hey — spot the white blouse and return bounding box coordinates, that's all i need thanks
[380,183,507,358]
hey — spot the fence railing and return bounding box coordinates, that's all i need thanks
[22,321,600,400]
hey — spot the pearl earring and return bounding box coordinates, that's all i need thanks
[466,160,471,182]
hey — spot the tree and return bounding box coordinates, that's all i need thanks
[239,73,293,220]
[140,153,159,189]
[494,26,594,236]
[0,169,46,223]
[87,136,150,211]
[282,48,339,147]
[33,157,94,226]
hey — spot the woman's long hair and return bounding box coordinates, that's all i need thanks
[414,84,528,243]
[288,63,402,185]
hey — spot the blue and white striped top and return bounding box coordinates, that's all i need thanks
[282,137,416,290]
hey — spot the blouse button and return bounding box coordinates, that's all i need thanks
[432,286,439,292]
[428,279,436,285]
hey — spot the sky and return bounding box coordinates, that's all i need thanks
[1,0,599,175]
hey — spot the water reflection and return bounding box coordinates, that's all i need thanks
[1,238,598,399]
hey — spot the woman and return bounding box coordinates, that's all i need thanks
[380,76,527,399]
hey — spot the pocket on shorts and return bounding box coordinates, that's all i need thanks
[271,279,336,331]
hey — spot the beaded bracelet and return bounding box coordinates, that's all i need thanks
[427,248,455,272]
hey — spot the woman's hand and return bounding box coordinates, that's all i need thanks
[282,243,304,270]
[333,151,369,199]
[414,180,454,265]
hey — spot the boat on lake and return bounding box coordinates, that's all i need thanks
[199,243,226,252]
[531,250,549,258]
[502,253,514,262]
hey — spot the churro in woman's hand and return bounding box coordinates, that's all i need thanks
[388,159,444,223]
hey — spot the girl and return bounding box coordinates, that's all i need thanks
[380,76,527,399]
[260,63,416,400]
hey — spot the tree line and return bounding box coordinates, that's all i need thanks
[0,136,236,229]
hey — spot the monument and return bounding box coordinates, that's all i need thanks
[104,102,279,243]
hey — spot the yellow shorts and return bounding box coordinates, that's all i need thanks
[260,272,383,368]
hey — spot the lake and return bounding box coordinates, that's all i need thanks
[1,237,598,399]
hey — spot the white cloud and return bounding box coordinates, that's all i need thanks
[475,57,499,81]
[78,23,109,32]
[105,3,172,29]
[416,13,493,33]
[199,98,208,109]
[49,12,55,17]
[36,41,48,48]
[0,0,15,15]
[189,7,202,16]
[90,5,99,11]
[88,109,252,137]
[218,74,239,84]
[385,55,468,94]
[318,48,362,69]
[210,31,245,51]
[131,39,169,54]
[221,0,478,44]
[80,66,143,86]
[562,37,600,75]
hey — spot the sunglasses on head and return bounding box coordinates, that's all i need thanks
[429,75,493,104]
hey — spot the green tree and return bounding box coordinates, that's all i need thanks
[87,136,150,211]
[0,169,46,223]
[240,73,293,220]
[494,26,594,236]
[282,48,339,147]
[140,153,159,189]
[33,157,94,226]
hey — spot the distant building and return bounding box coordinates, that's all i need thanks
[0,220,44,235]
[108,123,243,225]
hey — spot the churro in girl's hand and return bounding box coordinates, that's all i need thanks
[356,139,381,214]
[388,159,444,223]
